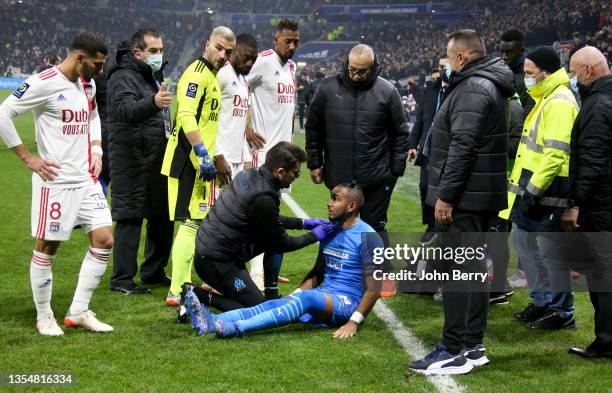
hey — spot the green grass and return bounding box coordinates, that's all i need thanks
[0,90,609,393]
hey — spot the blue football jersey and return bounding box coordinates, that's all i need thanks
[318,220,383,300]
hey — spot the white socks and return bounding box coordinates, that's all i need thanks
[30,251,55,319]
[68,248,111,316]
[250,253,264,276]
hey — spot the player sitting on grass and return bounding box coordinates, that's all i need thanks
[183,183,383,338]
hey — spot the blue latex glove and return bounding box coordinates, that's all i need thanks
[303,218,328,230]
[311,223,335,241]
[194,143,216,181]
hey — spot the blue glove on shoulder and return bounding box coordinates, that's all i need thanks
[194,143,216,182]
[303,218,328,230]
[311,223,335,241]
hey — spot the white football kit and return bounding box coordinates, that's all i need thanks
[246,49,296,166]
[0,67,111,240]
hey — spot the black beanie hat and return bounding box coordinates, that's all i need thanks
[527,46,561,73]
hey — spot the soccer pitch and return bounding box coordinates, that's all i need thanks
[0,90,609,393]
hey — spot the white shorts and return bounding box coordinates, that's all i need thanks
[31,177,112,241]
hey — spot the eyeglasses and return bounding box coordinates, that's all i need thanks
[348,66,371,77]
[568,64,587,78]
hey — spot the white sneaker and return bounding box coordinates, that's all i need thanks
[251,272,264,291]
[36,314,64,336]
[64,310,113,333]
[166,290,180,307]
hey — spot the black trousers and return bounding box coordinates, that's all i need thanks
[194,254,264,312]
[437,211,493,354]
[488,217,510,293]
[298,103,306,129]
[361,176,397,233]
[579,225,612,352]
[110,215,174,287]
[418,165,435,227]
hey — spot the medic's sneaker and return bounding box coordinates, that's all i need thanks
[64,310,113,333]
[36,314,64,336]
[409,344,474,375]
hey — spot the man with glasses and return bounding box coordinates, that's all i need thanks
[305,44,410,297]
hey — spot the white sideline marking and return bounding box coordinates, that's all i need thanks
[281,193,464,393]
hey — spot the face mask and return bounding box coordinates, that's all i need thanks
[147,54,163,72]
[569,76,579,93]
[524,77,537,89]
[444,63,453,80]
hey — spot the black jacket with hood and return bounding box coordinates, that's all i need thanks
[305,56,410,189]
[426,56,515,212]
[106,51,169,220]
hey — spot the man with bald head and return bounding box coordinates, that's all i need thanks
[410,30,515,375]
[306,42,409,263]
[562,46,612,358]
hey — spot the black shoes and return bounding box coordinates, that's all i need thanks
[569,346,612,358]
[141,275,171,287]
[419,230,438,246]
[513,303,549,323]
[110,285,151,295]
[489,292,509,305]
[528,310,577,330]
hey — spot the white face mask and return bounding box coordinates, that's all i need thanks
[147,54,163,72]
[524,77,537,89]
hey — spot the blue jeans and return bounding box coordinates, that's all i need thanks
[513,226,574,317]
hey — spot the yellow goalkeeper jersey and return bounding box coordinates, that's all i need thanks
[161,57,221,220]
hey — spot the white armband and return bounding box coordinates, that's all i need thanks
[350,311,364,325]
[91,145,103,156]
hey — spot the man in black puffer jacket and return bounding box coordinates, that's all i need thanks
[106,28,175,294]
[306,44,409,234]
[410,30,515,376]
[563,46,612,359]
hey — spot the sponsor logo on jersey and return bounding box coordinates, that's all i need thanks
[213,86,217,92]
[232,81,237,86]
[323,247,349,260]
[277,83,295,104]
[57,94,66,101]
[326,259,343,271]
[186,82,198,98]
[12,82,30,99]
[232,94,249,117]
[61,109,90,135]
[199,203,208,212]
[49,222,60,232]
[275,70,280,76]
[234,277,246,291]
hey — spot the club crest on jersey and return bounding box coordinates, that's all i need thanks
[12,82,30,99]
[49,222,60,232]
[234,277,246,291]
[199,203,208,212]
[186,82,198,98]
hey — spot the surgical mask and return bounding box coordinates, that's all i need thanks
[147,54,163,72]
[444,63,452,80]
[524,77,537,89]
[569,76,579,93]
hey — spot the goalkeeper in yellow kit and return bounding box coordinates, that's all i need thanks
[161,26,236,305]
